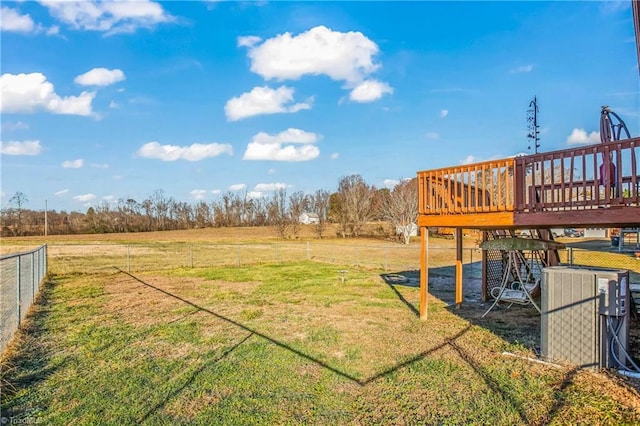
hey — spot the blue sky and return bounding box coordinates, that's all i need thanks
[1,1,638,213]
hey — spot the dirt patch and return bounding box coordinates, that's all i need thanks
[105,274,224,326]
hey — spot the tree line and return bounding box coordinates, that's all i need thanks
[1,175,419,243]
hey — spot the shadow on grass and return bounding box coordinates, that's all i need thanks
[0,280,70,417]
[116,269,476,385]
[138,332,255,423]
[381,266,631,424]
[542,367,580,424]
[383,265,543,351]
[116,268,544,422]
[380,273,419,317]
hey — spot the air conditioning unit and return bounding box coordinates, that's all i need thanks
[541,266,630,369]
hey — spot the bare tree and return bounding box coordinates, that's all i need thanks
[268,189,289,238]
[380,179,418,244]
[150,190,169,231]
[9,192,28,236]
[311,189,331,238]
[336,174,374,237]
[288,191,307,238]
[193,201,212,228]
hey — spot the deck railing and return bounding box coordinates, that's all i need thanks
[418,159,515,215]
[418,137,640,216]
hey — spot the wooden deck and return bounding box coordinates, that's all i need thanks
[416,137,640,318]
[417,137,640,229]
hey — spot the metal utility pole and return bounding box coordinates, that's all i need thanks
[527,96,540,154]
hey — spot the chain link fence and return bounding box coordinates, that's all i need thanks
[38,241,639,281]
[45,242,435,275]
[0,245,48,353]
[2,241,638,353]
[4,240,638,277]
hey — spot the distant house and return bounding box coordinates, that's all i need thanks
[396,223,418,237]
[583,228,608,238]
[299,212,320,225]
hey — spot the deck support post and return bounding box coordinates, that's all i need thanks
[455,228,463,308]
[420,226,428,319]
[481,231,488,302]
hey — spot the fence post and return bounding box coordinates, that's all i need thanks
[32,251,36,303]
[568,247,574,265]
[38,247,42,290]
[384,247,388,271]
[237,245,241,266]
[44,245,47,280]
[16,256,21,327]
[190,244,194,268]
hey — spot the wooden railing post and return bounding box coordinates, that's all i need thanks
[514,159,525,211]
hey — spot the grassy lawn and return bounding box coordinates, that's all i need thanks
[2,259,639,425]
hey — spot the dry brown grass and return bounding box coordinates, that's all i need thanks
[3,227,640,424]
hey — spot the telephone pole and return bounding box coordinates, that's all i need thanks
[44,199,48,236]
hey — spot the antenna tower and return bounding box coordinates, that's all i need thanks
[527,96,540,154]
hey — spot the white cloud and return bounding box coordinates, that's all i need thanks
[349,80,393,103]
[566,128,600,145]
[190,189,208,200]
[38,0,174,35]
[109,101,119,109]
[1,6,35,33]
[224,85,311,121]
[440,109,449,118]
[240,25,391,100]
[0,72,95,116]
[331,152,339,160]
[211,189,221,195]
[46,25,60,36]
[0,140,42,155]
[510,64,534,74]
[103,195,115,202]
[73,193,96,202]
[135,141,233,161]
[461,155,479,165]
[243,26,380,84]
[243,128,321,162]
[460,154,502,165]
[228,183,247,191]
[247,191,263,199]
[75,68,125,86]
[62,159,84,168]
[1,6,60,35]
[424,132,440,139]
[237,35,261,47]
[55,189,69,197]
[383,179,399,189]
[267,168,277,175]
[3,121,29,131]
[254,182,288,191]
